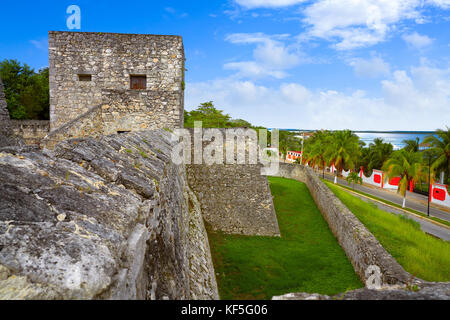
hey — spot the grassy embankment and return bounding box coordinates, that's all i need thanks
[324,180,450,282]
[324,178,450,227]
[207,176,363,300]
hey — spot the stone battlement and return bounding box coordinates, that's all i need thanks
[10,120,50,145]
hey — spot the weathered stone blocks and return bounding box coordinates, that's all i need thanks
[187,164,280,237]
[49,31,184,132]
[10,120,50,145]
[0,130,218,300]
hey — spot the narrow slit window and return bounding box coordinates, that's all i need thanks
[78,74,92,82]
[130,75,147,90]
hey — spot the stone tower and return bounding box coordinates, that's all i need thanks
[48,31,185,132]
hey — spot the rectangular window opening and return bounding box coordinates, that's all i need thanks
[130,75,147,90]
[78,74,92,82]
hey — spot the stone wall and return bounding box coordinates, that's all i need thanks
[10,120,50,145]
[100,89,183,134]
[42,89,183,149]
[42,104,103,149]
[184,128,280,237]
[269,163,414,286]
[0,130,218,300]
[49,31,184,132]
[187,164,280,236]
[269,163,450,299]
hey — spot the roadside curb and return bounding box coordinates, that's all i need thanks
[330,182,450,231]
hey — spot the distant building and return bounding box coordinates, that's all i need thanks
[286,150,302,162]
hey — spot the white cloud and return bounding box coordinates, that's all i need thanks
[186,64,450,130]
[165,7,176,14]
[302,0,423,50]
[427,0,450,9]
[232,1,450,50]
[382,66,450,111]
[402,32,434,49]
[224,33,301,79]
[224,61,287,79]
[235,0,307,9]
[349,56,391,78]
[164,7,188,18]
[30,39,48,51]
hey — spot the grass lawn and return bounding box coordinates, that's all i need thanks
[324,180,450,282]
[207,176,363,300]
[322,179,450,227]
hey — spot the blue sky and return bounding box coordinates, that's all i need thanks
[1,0,449,130]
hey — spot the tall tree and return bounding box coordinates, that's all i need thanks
[346,171,363,189]
[185,101,232,128]
[0,59,49,120]
[423,127,450,184]
[304,130,331,176]
[382,150,424,208]
[367,138,394,172]
[402,137,420,153]
[325,130,361,182]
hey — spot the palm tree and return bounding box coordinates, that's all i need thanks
[382,149,424,208]
[402,137,420,153]
[325,130,361,183]
[279,143,287,162]
[346,171,362,189]
[304,130,332,177]
[423,127,450,184]
[367,138,393,173]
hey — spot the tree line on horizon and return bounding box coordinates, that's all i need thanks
[185,102,449,193]
[301,128,450,207]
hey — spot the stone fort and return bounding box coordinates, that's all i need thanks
[49,31,184,132]
[0,31,448,300]
[0,31,280,299]
[5,31,185,145]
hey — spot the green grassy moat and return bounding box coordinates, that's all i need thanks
[207,176,363,300]
[324,180,450,283]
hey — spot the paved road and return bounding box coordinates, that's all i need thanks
[319,172,450,223]
[339,187,450,241]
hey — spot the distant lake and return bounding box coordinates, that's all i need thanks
[274,129,437,150]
